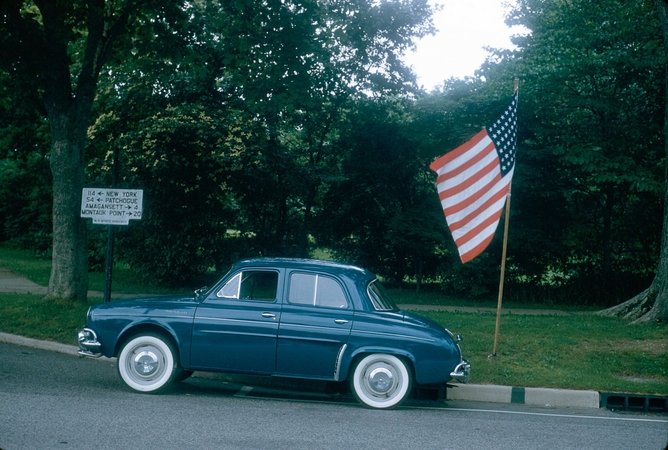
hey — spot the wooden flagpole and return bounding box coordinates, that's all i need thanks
[492,183,512,357]
[492,78,519,357]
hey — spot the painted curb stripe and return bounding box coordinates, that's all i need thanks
[511,387,525,404]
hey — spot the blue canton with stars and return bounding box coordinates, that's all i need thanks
[486,92,518,178]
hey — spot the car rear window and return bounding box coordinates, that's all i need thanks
[288,273,348,308]
[367,280,398,311]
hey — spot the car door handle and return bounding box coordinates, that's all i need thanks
[334,319,349,324]
[261,313,276,319]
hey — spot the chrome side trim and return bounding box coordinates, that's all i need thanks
[351,329,434,343]
[195,316,271,325]
[333,344,348,381]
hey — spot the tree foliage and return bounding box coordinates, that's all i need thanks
[1,0,194,301]
[0,0,436,289]
[530,0,662,303]
[598,0,668,322]
[463,0,665,304]
[316,98,449,287]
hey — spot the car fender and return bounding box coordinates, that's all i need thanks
[337,344,417,382]
[87,299,197,361]
[112,319,185,361]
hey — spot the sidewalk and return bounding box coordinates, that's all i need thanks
[396,304,590,316]
[0,265,132,298]
[0,265,48,295]
[0,264,663,412]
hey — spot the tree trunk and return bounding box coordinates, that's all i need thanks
[34,0,128,302]
[600,0,668,323]
[600,188,613,299]
[34,1,88,302]
[415,256,423,293]
[46,113,89,302]
[298,186,316,258]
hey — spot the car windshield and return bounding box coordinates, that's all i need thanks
[367,280,398,311]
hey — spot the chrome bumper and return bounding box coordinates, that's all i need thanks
[450,360,471,384]
[77,328,102,358]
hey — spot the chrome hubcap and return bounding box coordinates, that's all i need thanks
[132,349,161,378]
[368,367,395,394]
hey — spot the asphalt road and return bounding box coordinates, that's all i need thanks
[0,342,666,450]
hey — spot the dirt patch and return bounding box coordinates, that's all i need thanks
[616,376,661,384]
[614,339,668,354]
[576,339,668,354]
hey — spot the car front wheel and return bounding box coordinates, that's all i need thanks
[350,353,412,409]
[117,333,177,393]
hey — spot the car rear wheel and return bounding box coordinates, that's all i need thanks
[350,353,411,409]
[117,333,177,393]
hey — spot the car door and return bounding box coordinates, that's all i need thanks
[275,271,354,380]
[190,269,282,373]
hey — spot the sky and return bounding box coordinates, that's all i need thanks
[402,0,527,91]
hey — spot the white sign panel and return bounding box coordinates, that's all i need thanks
[81,188,143,225]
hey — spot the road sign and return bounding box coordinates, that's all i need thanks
[81,188,143,225]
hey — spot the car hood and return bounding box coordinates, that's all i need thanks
[91,294,198,313]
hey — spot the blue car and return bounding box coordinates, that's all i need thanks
[78,258,469,409]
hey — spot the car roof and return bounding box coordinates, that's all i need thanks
[232,257,374,281]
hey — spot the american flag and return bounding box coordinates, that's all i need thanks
[430,93,518,263]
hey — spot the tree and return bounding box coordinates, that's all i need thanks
[0,0,189,302]
[481,0,665,305]
[82,2,246,283]
[85,0,437,269]
[600,0,668,322]
[213,0,436,257]
[401,0,665,304]
[89,104,243,285]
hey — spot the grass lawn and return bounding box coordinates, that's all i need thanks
[418,310,668,395]
[1,244,667,395]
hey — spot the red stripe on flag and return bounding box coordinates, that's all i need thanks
[453,208,504,248]
[439,158,499,200]
[460,235,496,263]
[430,129,489,173]
[447,183,509,232]
[435,140,496,184]
[439,173,501,216]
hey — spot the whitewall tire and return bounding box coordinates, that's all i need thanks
[350,353,411,409]
[117,334,177,393]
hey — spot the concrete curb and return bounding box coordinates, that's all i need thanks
[446,383,600,409]
[0,331,81,357]
[0,331,604,409]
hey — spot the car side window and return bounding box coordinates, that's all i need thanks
[288,273,348,308]
[217,271,278,301]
